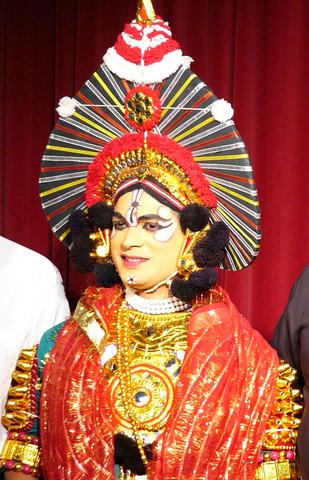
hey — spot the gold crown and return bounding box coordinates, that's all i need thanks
[103,145,202,207]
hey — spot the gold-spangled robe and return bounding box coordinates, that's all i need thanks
[38,286,280,479]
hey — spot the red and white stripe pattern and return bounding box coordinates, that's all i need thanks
[103,17,189,84]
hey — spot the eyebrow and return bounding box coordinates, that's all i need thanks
[112,212,126,221]
[112,212,171,222]
[139,214,171,222]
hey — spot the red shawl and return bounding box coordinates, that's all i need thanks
[41,287,278,479]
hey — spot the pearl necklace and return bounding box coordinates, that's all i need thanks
[125,288,191,314]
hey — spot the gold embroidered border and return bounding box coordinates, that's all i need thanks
[74,300,107,356]
[1,439,40,469]
[1,347,37,431]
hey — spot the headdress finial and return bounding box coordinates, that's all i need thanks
[136,0,156,25]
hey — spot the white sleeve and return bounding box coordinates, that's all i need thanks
[23,262,71,347]
[0,239,71,449]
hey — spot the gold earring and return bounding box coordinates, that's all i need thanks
[89,228,110,259]
[177,225,210,279]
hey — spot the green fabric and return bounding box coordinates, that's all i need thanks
[28,322,65,437]
[37,321,65,373]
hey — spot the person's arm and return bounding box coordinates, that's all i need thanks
[271,265,309,383]
[0,347,40,478]
[271,265,309,479]
[25,263,70,347]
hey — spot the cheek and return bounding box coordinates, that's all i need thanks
[110,231,121,258]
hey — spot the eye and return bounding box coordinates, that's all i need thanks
[112,220,128,231]
[144,222,165,232]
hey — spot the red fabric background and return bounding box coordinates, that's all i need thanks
[1,0,308,338]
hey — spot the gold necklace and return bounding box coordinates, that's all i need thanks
[115,302,190,469]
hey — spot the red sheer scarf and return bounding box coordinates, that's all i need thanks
[41,288,278,479]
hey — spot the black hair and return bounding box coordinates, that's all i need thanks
[69,202,122,287]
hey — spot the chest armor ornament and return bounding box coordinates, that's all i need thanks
[104,304,190,444]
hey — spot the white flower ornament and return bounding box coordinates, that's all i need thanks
[210,99,234,123]
[56,96,78,118]
[181,56,194,69]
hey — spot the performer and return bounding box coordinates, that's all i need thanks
[0,236,70,451]
[0,2,302,479]
[272,265,309,479]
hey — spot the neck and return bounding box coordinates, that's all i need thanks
[131,270,177,299]
[139,284,170,299]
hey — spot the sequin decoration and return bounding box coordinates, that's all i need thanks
[125,86,162,131]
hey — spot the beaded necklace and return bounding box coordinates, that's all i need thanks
[125,288,191,314]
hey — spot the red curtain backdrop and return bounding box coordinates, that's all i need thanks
[1,0,308,339]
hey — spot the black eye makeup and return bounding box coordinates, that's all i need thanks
[142,221,173,232]
[112,220,128,230]
[112,212,174,231]
[112,213,128,230]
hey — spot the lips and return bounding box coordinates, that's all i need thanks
[121,255,148,267]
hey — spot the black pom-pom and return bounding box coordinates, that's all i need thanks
[171,267,218,303]
[189,268,218,289]
[69,209,94,272]
[114,433,153,475]
[70,245,95,273]
[180,204,210,232]
[94,263,121,287]
[170,277,198,303]
[209,222,229,249]
[69,210,91,236]
[88,202,114,229]
[194,222,229,268]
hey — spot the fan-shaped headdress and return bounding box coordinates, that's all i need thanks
[39,0,261,283]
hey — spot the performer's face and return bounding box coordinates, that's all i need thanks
[111,189,185,298]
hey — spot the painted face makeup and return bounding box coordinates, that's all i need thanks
[110,189,185,298]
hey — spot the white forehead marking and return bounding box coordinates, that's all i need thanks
[126,189,143,226]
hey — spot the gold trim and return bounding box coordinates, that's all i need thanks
[255,459,300,479]
[262,361,302,450]
[2,348,37,431]
[254,360,303,479]
[74,300,108,356]
[1,439,40,469]
[104,146,202,207]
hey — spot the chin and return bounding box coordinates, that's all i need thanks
[132,284,171,300]
[125,281,149,291]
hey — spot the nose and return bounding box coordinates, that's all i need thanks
[120,226,143,250]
